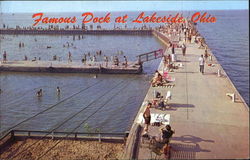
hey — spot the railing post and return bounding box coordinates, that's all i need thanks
[98,133,101,142]
[11,130,14,138]
[138,56,141,64]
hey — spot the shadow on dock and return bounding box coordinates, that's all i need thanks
[170,143,210,159]
[172,135,215,144]
[166,103,195,110]
[169,135,213,159]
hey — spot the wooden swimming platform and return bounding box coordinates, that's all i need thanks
[0,61,142,74]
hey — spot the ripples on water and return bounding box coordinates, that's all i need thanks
[0,10,249,134]
[0,33,163,134]
[197,10,249,105]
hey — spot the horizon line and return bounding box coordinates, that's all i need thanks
[1,8,248,13]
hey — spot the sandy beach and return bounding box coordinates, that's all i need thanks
[0,139,124,160]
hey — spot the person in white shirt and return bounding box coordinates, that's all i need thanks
[199,54,205,74]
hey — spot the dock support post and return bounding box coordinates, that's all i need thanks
[11,130,14,138]
[75,133,77,139]
[138,56,141,64]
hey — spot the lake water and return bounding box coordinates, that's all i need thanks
[0,10,248,135]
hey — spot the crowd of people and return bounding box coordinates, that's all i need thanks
[1,49,129,68]
[142,20,211,158]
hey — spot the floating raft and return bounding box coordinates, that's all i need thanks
[0,61,142,74]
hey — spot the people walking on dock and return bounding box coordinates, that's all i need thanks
[171,44,175,54]
[160,125,175,145]
[204,47,209,60]
[181,43,186,56]
[199,54,205,74]
[143,102,152,132]
[171,52,176,63]
[68,52,72,62]
[2,51,7,63]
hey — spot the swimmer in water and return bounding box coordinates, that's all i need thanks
[56,86,61,95]
[36,89,43,97]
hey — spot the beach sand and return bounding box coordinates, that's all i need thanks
[0,139,124,160]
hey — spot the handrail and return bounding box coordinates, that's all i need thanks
[136,49,163,57]
[1,129,127,140]
[12,129,126,136]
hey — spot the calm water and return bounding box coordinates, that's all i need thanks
[0,10,249,135]
[197,10,249,105]
[0,17,163,134]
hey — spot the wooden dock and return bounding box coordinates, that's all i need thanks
[0,61,142,74]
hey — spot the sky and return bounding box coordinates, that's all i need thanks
[0,1,248,13]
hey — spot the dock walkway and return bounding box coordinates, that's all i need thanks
[125,30,249,159]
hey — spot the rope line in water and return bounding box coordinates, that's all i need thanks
[36,79,132,160]
[1,79,91,108]
[2,79,104,136]
[7,79,127,160]
[49,80,126,132]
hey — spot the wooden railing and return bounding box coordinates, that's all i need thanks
[137,49,164,64]
[0,129,128,149]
